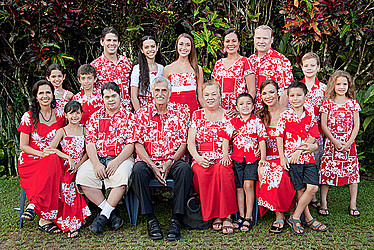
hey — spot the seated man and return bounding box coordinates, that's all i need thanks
[76,81,135,235]
[132,76,193,241]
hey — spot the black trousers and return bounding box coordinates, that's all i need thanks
[131,160,193,215]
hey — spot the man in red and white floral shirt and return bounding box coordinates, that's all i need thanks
[248,25,293,110]
[76,82,135,235]
[91,27,133,111]
[131,76,193,241]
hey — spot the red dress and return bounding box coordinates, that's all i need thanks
[190,109,238,221]
[55,129,91,232]
[257,127,295,216]
[18,111,64,220]
[212,57,252,111]
[319,99,361,186]
[169,72,199,116]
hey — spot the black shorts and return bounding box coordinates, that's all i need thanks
[232,159,258,188]
[289,163,319,190]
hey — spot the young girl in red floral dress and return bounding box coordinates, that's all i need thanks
[49,100,91,237]
[319,70,361,217]
[46,64,73,116]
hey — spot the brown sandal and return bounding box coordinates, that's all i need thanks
[222,218,234,234]
[212,218,222,231]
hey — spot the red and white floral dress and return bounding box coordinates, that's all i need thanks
[212,57,252,111]
[18,110,64,220]
[55,128,91,232]
[190,109,238,221]
[319,99,361,186]
[55,90,70,117]
[168,72,199,116]
[258,126,295,216]
[72,88,103,125]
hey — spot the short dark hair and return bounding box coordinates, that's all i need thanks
[77,64,97,78]
[236,92,254,105]
[287,81,308,95]
[223,28,240,42]
[64,100,83,114]
[101,81,120,97]
[101,27,119,41]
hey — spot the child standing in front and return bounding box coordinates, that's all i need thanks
[72,64,103,125]
[319,70,361,216]
[276,82,328,235]
[49,100,91,238]
[46,64,74,116]
[219,93,268,232]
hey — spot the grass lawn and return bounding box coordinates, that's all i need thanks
[0,177,373,249]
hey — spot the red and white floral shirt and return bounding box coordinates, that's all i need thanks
[275,107,319,164]
[133,102,190,163]
[247,48,293,110]
[91,54,133,110]
[72,88,104,125]
[218,114,268,164]
[212,57,252,111]
[301,78,326,145]
[85,106,134,157]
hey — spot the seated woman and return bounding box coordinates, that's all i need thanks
[18,80,64,234]
[187,80,238,234]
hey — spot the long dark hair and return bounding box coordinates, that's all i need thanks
[138,36,160,95]
[255,79,279,128]
[31,80,56,129]
[175,33,199,80]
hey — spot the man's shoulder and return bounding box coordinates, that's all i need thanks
[269,49,291,62]
[91,55,104,66]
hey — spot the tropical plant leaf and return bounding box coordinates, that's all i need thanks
[191,31,205,48]
[363,115,374,131]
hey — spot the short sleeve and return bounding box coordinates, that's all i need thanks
[123,112,135,145]
[351,99,361,113]
[85,114,98,144]
[277,57,293,90]
[217,120,235,140]
[275,112,287,137]
[130,64,140,88]
[247,56,256,76]
[308,115,320,138]
[18,111,33,134]
[243,57,254,76]
[319,100,330,114]
[211,60,219,80]
[132,110,146,144]
[189,110,199,129]
[157,64,164,77]
[256,118,268,141]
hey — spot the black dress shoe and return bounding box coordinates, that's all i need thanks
[108,209,123,230]
[167,218,181,241]
[89,214,108,235]
[147,218,163,240]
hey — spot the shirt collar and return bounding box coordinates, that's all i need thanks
[101,105,123,117]
[300,77,320,91]
[257,48,274,61]
[239,113,256,122]
[100,53,124,64]
[150,103,171,117]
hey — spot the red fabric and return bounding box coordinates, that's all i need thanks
[192,161,238,221]
[275,107,319,164]
[85,106,135,157]
[72,88,103,125]
[257,127,295,216]
[247,48,293,110]
[56,134,91,232]
[301,78,326,145]
[212,57,252,111]
[55,98,69,118]
[319,99,361,186]
[168,73,199,115]
[133,102,189,163]
[17,111,65,220]
[91,54,133,110]
[218,114,268,164]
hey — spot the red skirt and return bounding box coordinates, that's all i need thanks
[18,153,63,220]
[257,158,296,216]
[192,160,238,221]
[170,90,199,116]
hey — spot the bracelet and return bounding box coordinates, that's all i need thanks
[168,157,176,163]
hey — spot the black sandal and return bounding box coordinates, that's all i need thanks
[239,218,253,232]
[286,216,305,236]
[269,219,284,233]
[233,216,244,229]
[38,222,62,235]
[67,229,79,238]
[21,208,36,221]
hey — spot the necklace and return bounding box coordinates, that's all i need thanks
[40,110,53,122]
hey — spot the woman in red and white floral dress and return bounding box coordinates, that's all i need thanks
[187,80,238,234]
[256,79,295,234]
[163,33,204,115]
[18,80,64,235]
[49,100,91,238]
[212,29,256,114]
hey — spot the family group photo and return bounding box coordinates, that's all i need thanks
[0,0,373,249]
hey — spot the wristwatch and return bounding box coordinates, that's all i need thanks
[168,157,176,163]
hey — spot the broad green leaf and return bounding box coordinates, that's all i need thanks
[363,115,374,131]
[207,36,221,57]
[61,55,75,61]
[340,24,350,38]
[41,43,60,49]
[193,17,208,26]
[191,31,205,48]
[126,25,144,31]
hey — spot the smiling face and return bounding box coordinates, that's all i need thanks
[203,84,221,109]
[261,83,279,107]
[288,87,307,109]
[65,109,82,125]
[177,36,192,58]
[152,80,170,106]
[236,96,254,116]
[302,58,319,79]
[103,89,121,112]
[141,39,158,60]
[254,28,273,56]
[78,73,96,91]
[36,84,54,108]
[101,32,119,56]
[224,32,240,55]
[334,76,349,97]
[47,69,65,89]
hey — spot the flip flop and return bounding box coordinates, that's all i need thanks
[318,207,330,216]
[269,219,284,233]
[67,229,79,238]
[348,207,361,217]
[305,218,329,232]
[309,200,321,210]
[38,222,62,235]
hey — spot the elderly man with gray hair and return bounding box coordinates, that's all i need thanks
[131,76,193,241]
